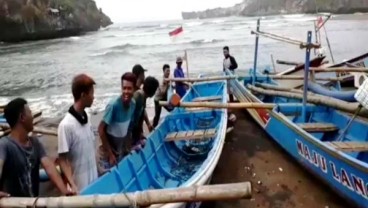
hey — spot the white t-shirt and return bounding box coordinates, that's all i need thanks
[223,57,232,70]
[57,112,98,192]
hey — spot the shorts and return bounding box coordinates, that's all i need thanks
[97,134,133,172]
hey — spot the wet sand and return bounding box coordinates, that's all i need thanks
[201,110,353,208]
[37,109,354,207]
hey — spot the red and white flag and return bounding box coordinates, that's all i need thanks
[169,26,183,37]
[316,16,324,29]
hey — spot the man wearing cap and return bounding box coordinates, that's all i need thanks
[173,56,189,98]
[132,64,147,90]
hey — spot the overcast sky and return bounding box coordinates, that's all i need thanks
[94,0,242,23]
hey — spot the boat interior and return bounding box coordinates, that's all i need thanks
[239,75,368,166]
[82,81,227,195]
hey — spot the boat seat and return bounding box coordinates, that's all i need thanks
[326,142,368,152]
[193,96,222,102]
[297,123,338,132]
[165,128,217,142]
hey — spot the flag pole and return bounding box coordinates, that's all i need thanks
[185,50,189,78]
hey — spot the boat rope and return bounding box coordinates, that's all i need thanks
[31,197,40,208]
[121,191,138,208]
[251,30,321,49]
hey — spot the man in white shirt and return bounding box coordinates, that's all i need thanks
[57,74,98,193]
[223,46,238,102]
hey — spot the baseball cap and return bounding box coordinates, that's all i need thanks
[176,56,183,63]
[132,64,147,76]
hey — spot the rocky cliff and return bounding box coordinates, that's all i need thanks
[182,0,368,19]
[0,0,112,42]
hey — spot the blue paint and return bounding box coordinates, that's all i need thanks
[307,82,357,102]
[225,19,368,206]
[229,70,368,207]
[80,79,228,205]
[302,31,312,123]
[252,19,260,85]
[0,115,5,123]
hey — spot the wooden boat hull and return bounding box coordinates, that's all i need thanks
[228,72,368,207]
[81,80,229,208]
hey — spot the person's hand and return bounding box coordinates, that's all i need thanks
[63,187,78,196]
[108,152,117,166]
[0,191,10,198]
[147,124,154,132]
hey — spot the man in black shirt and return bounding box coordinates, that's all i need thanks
[223,46,238,102]
[0,98,73,197]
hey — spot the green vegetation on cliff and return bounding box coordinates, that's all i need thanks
[0,0,113,42]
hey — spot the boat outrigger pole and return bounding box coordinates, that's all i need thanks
[252,18,260,85]
[301,31,313,122]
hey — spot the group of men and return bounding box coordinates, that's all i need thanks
[0,46,237,198]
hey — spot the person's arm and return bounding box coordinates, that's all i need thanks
[0,142,10,197]
[230,56,238,70]
[39,139,72,196]
[143,110,153,132]
[41,157,72,195]
[223,58,226,72]
[57,123,78,193]
[98,103,116,165]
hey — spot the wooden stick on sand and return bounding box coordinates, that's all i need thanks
[0,182,252,207]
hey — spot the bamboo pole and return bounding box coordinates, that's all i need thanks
[166,76,237,82]
[251,30,321,49]
[255,82,313,95]
[276,60,302,66]
[247,84,368,117]
[0,182,252,208]
[159,101,275,109]
[32,126,58,136]
[240,75,344,81]
[309,67,368,73]
[167,75,344,82]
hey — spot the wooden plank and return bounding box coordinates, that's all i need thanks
[326,142,368,152]
[166,128,217,142]
[297,123,338,132]
[193,96,222,102]
[186,107,212,112]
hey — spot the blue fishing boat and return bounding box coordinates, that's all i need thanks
[277,52,368,102]
[80,79,229,208]
[224,20,368,207]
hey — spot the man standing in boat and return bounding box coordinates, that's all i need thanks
[153,64,174,128]
[223,46,238,102]
[174,56,189,98]
[131,76,159,151]
[98,72,136,172]
[0,98,73,197]
[57,74,98,192]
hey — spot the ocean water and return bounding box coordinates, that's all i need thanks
[0,13,368,118]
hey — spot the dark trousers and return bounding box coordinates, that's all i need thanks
[229,94,234,102]
[153,99,173,128]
